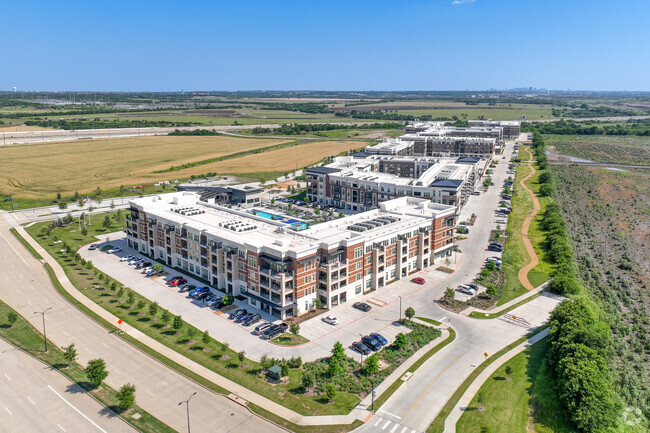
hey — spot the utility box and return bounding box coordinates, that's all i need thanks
[267,365,282,381]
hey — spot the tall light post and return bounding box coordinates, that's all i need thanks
[34,307,52,352]
[178,391,197,433]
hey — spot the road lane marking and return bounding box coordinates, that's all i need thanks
[390,423,399,433]
[4,374,11,381]
[401,349,470,418]
[0,232,30,266]
[378,409,401,419]
[400,427,408,433]
[48,385,108,433]
[382,420,391,430]
[57,424,67,432]
[5,407,12,415]
[373,417,382,427]
[27,396,35,405]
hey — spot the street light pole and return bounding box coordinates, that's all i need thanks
[34,307,52,352]
[178,391,197,433]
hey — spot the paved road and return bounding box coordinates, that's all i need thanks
[0,213,285,433]
[0,339,136,433]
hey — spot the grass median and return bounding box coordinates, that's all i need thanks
[426,326,548,433]
[0,300,175,433]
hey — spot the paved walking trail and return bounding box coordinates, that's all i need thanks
[517,147,541,291]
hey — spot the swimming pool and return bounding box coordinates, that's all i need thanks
[249,209,308,230]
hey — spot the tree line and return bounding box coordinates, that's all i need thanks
[24,119,199,130]
[334,110,450,121]
[523,119,650,136]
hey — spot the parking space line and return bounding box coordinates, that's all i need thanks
[27,396,35,405]
[373,417,382,427]
[48,385,108,433]
[390,423,399,433]
[57,424,67,432]
[400,427,408,433]
[5,407,12,415]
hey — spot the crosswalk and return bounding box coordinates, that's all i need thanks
[370,415,420,433]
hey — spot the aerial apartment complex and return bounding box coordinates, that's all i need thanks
[306,155,481,212]
[125,192,456,319]
[467,119,521,138]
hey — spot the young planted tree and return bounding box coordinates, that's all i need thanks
[289,323,300,336]
[160,310,171,326]
[116,383,136,410]
[393,333,408,350]
[127,290,135,305]
[202,330,210,346]
[363,354,379,375]
[117,286,125,298]
[445,287,455,299]
[404,306,415,320]
[102,215,112,229]
[325,383,337,403]
[238,350,246,367]
[331,341,345,361]
[135,300,146,311]
[301,372,315,392]
[62,343,78,365]
[7,312,17,328]
[85,358,109,388]
[148,301,159,317]
[172,315,183,332]
[505,365,512,380]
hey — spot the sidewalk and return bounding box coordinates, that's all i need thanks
[461,281,549,317]
[15,224,368,426]
[443,329,549,433]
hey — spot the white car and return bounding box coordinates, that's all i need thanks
[322,315,339,325]
[141,266,153,274]
[458,285,476,295]
[112,246,122,253]
[496,219,507,224]
[129,258,141,265]
[120,255,134,262]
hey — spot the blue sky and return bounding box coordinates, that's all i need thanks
[2,0,648,91]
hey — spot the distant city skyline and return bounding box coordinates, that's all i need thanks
[2,0,648,91]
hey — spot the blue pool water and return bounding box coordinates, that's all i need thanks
[249,209,307,230]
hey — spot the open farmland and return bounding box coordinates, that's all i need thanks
[545,134,650,165]
[175,140,367,178]
[0,135,287,198]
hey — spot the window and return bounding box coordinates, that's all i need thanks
[189,264,194,272]
[356,274,362,281]
[366,245,372,253]
[355,285,362,295]
[238,250,246,259]
[366,280,371,289]
[239,262,245,270]
[159,251,164,259]
[239,272,246,281]
[356,262,362,270]
[248,255,257,267]
[177,258,182,266]
[354,247,363,259]
[366,257,372,265]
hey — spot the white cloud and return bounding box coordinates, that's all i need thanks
[452,0,476,5]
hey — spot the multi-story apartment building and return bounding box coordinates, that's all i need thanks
[306,155,481,212]
[125,192,456,319]
[468,120,521,138]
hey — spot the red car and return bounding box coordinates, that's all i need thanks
[411,277,425,285]
[171,278,187,286]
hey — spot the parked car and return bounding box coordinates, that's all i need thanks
[467,283,480,292]
[120,255,133,262]
[253,322,272,335]
[362,335,383,351]
[88,244,98,251]
[351,341,372,355]
[107,246,122,254]
[353,302,372,312]
[496,219,507,224]
[458,285,476,295]
[411,277,426,285]
[236,313,252,323]
[322,315,339,325]
[129,257,142,265]
[189,287,210,298]
[262,323,288,339]
[179,284,196,293]
[229,308,248,320]
[196,290,211,300]
[471,191,481,196]
[488,245,503,252]
[141,266,153,274]
[370,333,388,346]
[243,314,262,326]
[170,278,187,287]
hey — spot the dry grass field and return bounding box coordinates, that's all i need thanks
[0,135,287,198]
[181,140,367,175]
[0,125,57,132]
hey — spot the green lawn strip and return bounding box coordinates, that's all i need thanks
[24,220,361,417]
[271,332,310,346]
[248,402,364,433]
[468,292,543,319]
[0,300,175,433]
[416,317,441,326]
[373,323,456,410]
[456,337,548,433]
[10,227,43,259]
[426,326,548,433]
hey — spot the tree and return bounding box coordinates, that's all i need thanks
[7,311,17,327]
[328,355,342,377]
[102,215,112,229]
[486,284,497,297]
[187,327,196,340]
[153,263,163,272]
[445,287,455,299]
[172,315,183,332]
[505,365,512,379]
[404,306,415,320]
[290,323,300,336]
[202,330,210,345]
[78,199,85,209]
[116,383,136,410]
[363,354,379,375]
[127,290,135,305]
[161,310,171,325]
[110,200,115,209]
[85,358,109,387]
[62,343,77,364]
[56,192,62,200]
[58,201,67,210]
[281,363,289,377]
[331,342,345,361]
[394,333,408,349]
[135,300,146,311]
[117,286,124,298]
[148,301,159,317]
[94,186,102,198]
[238,350,246,366]
[301,372,315,391]
[81,226,88,236]
[325,383,337,402]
